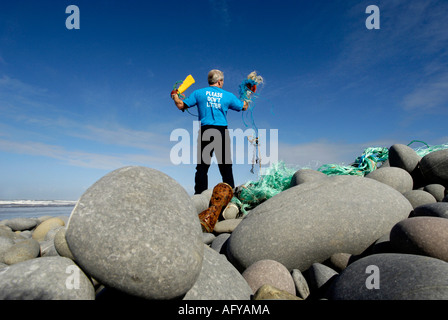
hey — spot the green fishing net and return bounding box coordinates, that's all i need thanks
[231,161,296,215]
[317,147,389,176]
[410,140,448,157]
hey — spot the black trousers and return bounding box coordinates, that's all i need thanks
[195,125,234,195]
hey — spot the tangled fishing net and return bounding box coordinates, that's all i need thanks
[239,71,264,104]
[317,147,389,176]
[231,140,448,215]
[238,71,265,175]
[231,161,296,215]
[410,140,448,157]
[238,71,264,136]
[317,140,448,176]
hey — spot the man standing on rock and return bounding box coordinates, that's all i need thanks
[172,69,248,194]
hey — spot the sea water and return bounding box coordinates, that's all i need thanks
[0,200,76,221]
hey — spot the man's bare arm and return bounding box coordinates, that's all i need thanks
[172,93,186,111]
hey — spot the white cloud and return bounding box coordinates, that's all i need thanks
[0,75,48,97]
[72,125,171,153]
[0,81,178,172]
[0,138,173,171]
[0,75,57,115]
[402,71,448,112]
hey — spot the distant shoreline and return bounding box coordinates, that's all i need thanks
[0,200,77,208]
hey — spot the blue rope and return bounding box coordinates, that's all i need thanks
[238,78,263,174]
[239,79,260,136]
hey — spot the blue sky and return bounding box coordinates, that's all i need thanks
[1,0,447,200]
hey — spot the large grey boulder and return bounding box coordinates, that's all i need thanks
[412,202,448,219]
[66,166,204,300]
[183,245,252,300]
[390,216,448,262]
[419,150,448,187]
[365,167,413,193]
[227,175,413,271]
[325,253,448,300]
[0,256,95,300]
[388,144,421,173]
[290,168,328,187]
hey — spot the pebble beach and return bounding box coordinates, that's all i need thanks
[0,143,447,301]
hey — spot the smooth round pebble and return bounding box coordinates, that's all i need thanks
[32,217,65,242]
[183,245,252,300]
[326,253,448,300]
[54,228,75,260]
[3,238,40,265]
[419,150,448,187]
[390,216,448,262]
[291,269,310,299]
[403,190,436,209]
[423,184,446,202]
[4,218,37,232]
[253,284,301,300]
[290,168,328,187]
[388,143,421,173]
[242,259,295,295]
[213,218,242,234]
[365,167,414,193]
[412,202,448,218]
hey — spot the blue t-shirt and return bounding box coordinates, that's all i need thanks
[183,87,244,126]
